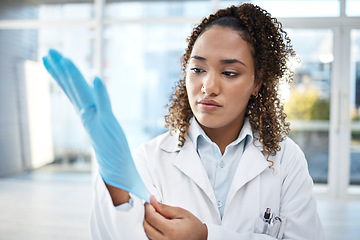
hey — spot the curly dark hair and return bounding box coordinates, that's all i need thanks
[164,3,295,166]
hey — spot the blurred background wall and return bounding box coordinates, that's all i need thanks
[0,0,359,199]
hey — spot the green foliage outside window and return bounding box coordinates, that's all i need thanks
[285,88,330,120]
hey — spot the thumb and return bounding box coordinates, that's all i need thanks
[150,195,160,211]
[150,196,182,219]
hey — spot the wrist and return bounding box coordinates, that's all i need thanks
[202,223,208,240]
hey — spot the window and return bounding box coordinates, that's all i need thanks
[103,23,192,147]
[0,0,359,198]
[347,0,360,16]
[350,29,360,186]
[0,1,93,20]
[105,0,210,19]
[219,0,340,17]
[285,29,333,184]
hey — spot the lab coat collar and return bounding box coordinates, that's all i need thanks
[159,131,182,153]
[160,132,218,209]
[226,138,269,207]
[159,129,270,210]
[188,117,254,155]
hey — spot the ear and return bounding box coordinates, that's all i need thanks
[253,79,262,96]
[253,69,263,96]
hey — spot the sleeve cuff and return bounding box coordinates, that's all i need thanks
[115,196,134,211]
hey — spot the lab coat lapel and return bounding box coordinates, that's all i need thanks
[226,142,269,205]
[171,137,218,207]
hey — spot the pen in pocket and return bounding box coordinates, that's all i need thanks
[262,208,273,234]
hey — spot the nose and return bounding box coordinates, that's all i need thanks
[201,71,220,96]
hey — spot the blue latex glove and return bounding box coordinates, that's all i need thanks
[43,49,151,203]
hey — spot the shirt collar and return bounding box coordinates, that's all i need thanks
[188,117,253,152]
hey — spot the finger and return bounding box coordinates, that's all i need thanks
[43,55,76,103]
[143,218,164,240]
[48,49,68,83]
[46,50,81,108]
[144,203,170,233]
[150,195,161,212]
[43,55,80,107]
[43,56,60,82]
[49,48,63,59]
[151,200,183,220]
[93,77,112,115]
[60,57,95,113]
[145,202,157,219]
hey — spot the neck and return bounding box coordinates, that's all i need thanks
[200,120,244,155]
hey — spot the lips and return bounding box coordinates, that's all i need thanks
[197,99,222,110]
[198,99,222,106]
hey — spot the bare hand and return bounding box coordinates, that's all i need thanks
[143,196,208,240]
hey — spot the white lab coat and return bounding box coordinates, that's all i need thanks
[90,128,325,240]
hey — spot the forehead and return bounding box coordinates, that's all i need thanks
[191,27,253,65]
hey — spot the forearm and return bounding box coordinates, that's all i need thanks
[105,183,131,206]
[91,172,148,239]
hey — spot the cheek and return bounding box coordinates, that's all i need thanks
[185,75,197,96]
[229,84,253,104]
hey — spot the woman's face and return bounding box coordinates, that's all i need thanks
[186,26,261,133]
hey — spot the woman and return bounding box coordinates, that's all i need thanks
[43,3,325,240]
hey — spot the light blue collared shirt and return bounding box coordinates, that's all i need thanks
[188,118,253,218]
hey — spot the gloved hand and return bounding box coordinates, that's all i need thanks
[43,49,151,203]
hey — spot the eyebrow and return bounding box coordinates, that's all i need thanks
[190,55,247,67]
[190,55,206,61]
[220,59,247,67]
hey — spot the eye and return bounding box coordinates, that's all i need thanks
[222,71,239,77]
[190,68,205,74]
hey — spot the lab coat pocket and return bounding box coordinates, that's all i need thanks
[253,215,286,239]
[254,217,266,234]
[269,216,286,239]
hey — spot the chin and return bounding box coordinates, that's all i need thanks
[195,116,222,129]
